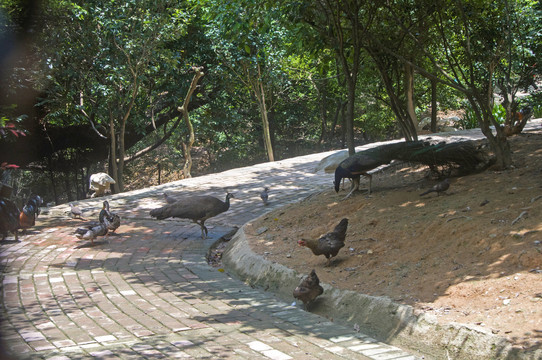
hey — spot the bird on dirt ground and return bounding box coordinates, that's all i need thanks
[260,187,269,205]
[0,197,20,241]
[104,200,121,234]
[19,194,42,233]
[334,140,488,200]
[74,202,110,245]
[293,269,324,310]
[420,178,450,197]
[149,193,234,239]
[334,142,430,199]
[70,203,83,219]
[298,218,348,266]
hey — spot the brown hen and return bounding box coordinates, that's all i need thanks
[298,218,348,266]
[293,269,323,309]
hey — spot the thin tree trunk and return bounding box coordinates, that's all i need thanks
[109,109,120,193]
[431,79,437,132]
[255,63,274,162]
[178,66,205,178]
[404,64,419,141]
[345,80,356,155]
[48,164,58,205]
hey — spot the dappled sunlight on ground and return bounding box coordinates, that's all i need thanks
[249,131,542,351]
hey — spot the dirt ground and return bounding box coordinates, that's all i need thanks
[247,131,542,352]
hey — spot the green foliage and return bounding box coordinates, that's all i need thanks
[458,104,479,130]
[492,104,506,124]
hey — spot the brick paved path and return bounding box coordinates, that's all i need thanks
[0,148,437,359]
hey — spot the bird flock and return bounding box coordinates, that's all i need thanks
[0,142,456,312]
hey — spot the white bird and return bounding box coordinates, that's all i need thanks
[89,172,116,198]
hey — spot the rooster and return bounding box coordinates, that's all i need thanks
[298,218,348,266]
[0,197,20,241]
[293,269,324,309]
[19,194,42,233]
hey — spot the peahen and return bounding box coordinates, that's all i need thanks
[149,193,234,239]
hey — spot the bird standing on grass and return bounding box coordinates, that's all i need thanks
[260,187,269,205]
[149,193,234,239]
[420,178,450,197]
[293,269,324,310]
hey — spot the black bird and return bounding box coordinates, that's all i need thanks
[150,193,234,239]
[19,194,42,233]
[260,187,269,205]
[420,178,450,197]
[0,197,20,241]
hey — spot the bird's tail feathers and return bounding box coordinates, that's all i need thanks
[333,218,349,237]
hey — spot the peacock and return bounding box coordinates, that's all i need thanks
[334,139,490,199]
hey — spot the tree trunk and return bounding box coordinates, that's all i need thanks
[468,94,512,169]
[340,101,347,148]
[118,121,125,192]
[178,66,205,178]
[255,63,274,162]
[431,79,437,133]
[48,167,58,205]
[309,74,328,143]
[108,109,120,193]
[181,111,194,178]
[403,64,419,141]
[345,80,356,155]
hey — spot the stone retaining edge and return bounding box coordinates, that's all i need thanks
[222,224,541,360]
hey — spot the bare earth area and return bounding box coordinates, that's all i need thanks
[247,131,542,352]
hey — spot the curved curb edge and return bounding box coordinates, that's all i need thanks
[222,224,541,360]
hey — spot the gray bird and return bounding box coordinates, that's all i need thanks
[149,193,234,239]
[104,200,121,234]
[163,192,178,204]
[74,203,110,245]
[260,187,269,205]
[420,178,450,197]
[70,203,83,219]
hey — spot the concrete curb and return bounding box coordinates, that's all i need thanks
[222,225,542,360]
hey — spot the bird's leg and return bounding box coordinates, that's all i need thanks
[196,220,208,239]
[343,176,360,200]
[364,173,373,195]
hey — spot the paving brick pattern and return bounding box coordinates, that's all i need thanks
[0,147,440,359]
